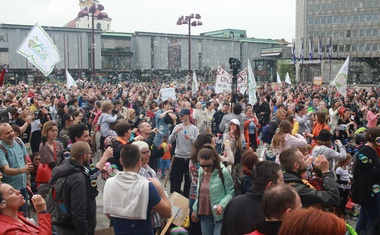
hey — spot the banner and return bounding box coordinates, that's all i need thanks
[66,69,77,89]
[192,71,198,96]
[160,88,176,101]
[276,72,282,84]
[214,66,247,94]
[285,72,292,85]
[330,57,349,97]
[17,24,61,76]
[247,60,257,105]
[313,77,323,86]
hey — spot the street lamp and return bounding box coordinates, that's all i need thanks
[176,14,202,77]
[78,0,108,75]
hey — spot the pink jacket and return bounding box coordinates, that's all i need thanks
[0,213,52,235]
[367,110,378,128]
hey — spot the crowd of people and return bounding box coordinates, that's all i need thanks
[0,80,379,235]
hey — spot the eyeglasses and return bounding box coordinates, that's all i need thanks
[200,164,213,169]
[141,150,151,155]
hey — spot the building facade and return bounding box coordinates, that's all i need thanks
[296,0,380,83]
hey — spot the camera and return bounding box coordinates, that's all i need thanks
[229,58,241,70]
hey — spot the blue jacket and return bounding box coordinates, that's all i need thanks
[193,164,235,222]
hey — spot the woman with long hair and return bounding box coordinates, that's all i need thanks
[366,103,380,128]
[243,107,260,151]
[191,144,235,235]
[58,114,74,149]
[39,121,63,175]
[0,183,52,234]
[272,120,307,163]
[305,110,330,148]
[240,149,259,194]
[56,102,69,131]
[352,127,380,233]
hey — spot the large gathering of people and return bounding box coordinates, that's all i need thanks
[0,79,379,235]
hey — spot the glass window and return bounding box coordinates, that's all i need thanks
[321,16,326,24]
[352,30,357,37]
[360,29,365,36]
[334,16,339,24]
[308,4,314,11]
[339,2,346,9]
[367,14,372,22]
[327,2,333,10]
[321,31,326,37]
[314,4,320,11]
[308,17,313,25]
[339,45,344,52]
[360,15,366,22]
[347,1,353,8]
[368,0,374,7]
[366,29,372,36]
[326,31,332,37]
[352,44,357,51]
[314,17,320,25]
[346,30,351,37]
[353,15,359,23]
[347,15,352,23]
[333,2,339,9]
[378,44,380,51]
[340,16,345,24]
[375,0,380,7]
[333,45,338,52]
[333,30,339,38]
[340,30,345,38]
[366,44,371,51]
[373,28,378,36]
[373,14,379,22]
[320,3,326,10]
[372,44,377,51]
[345,45,350,52]
[359,44,365,51]
[327,16,332,24]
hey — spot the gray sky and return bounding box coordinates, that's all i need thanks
[2,0,296,41]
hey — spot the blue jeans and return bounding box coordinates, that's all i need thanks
[356,194,380,233]
[200,215,222,235]
[161,159,170,176]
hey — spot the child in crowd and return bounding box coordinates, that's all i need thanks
[336,153,352,216]
[159,136,172,178]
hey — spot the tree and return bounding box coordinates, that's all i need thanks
[277,60,296,84]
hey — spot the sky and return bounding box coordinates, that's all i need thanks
[1,0,296,41]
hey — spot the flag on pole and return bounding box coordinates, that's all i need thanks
[328,36,332,63]
[285,72,292,85]
[330,57,349,97]
[292,39,296,64]
[309,37,313,62]
[192,71,198,96]
[17,24,61,77]
[247,60,257,105]
[66,69,77,89]
[318,36,323,63]
[276,72,282,84]
[0,65,8,87]
[300,37,304,64]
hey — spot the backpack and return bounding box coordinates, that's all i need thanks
[46,176,70,225]
[0,138,23,161]
[261,124,271,144]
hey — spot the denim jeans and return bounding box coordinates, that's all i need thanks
[200,215,222,235]
[161,159,170,176]
[355,193,380,233]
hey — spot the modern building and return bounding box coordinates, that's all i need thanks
[295,0,380,84]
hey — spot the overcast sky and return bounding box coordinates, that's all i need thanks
[2,0,296,41]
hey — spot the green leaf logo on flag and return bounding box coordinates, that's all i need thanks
[335,73,347,88]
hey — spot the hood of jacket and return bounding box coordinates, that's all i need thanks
[50,158,85,184]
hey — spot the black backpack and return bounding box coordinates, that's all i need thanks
[46,176,70,225]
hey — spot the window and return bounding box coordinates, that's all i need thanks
[314,4,320,11]
[327,2,333,10]
[359,44,365,51]
[372,44,377,51]
[321,31,326,37]
[321,16,326,24]
[339,45,344,52]
[360,15,366,22]
[366,29,372,36]
[373,14,379,22]
[346,30,351,37]
[320,3,326,10]
[333,30,339,38]
[345,45,350,52]
[367,14,372,22]
[340,30,345,38]
[352,44,357,51]
[334,16,339,24]
[308,4,314,11]
[366,44,371,51]
[314,17,320,25]
[347,1,353,9]
[339,2,346,9]
[368,0,374,7]
[340,16,346,24]
[333,2,339,9]
[96,23,101,29]
[352,30,357,37]
[360,29,365,37]
[333,44,338,52]
[375,0,380,7]
[353,15,359,23]
[327,16,332,24]
[347,15,352,23]
[308,17,313,25]
[373,28,378,36]
[326,31,332,37]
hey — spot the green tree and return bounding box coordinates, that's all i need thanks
[277,60,296,84]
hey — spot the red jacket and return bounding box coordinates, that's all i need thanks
[244,117,261,149]
[0,213,52,235]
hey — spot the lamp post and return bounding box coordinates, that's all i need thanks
[176,14,202,77]
[78,0,108,75]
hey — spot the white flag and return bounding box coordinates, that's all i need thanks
[330,57,349,97]
[247,60,257,105]
[66,69,77,89]
[192,71,198,95]
[285,72,292,85]
[17,24,61,76]
[277,72,282,84]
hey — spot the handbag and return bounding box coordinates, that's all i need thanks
[35,142,57,184]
